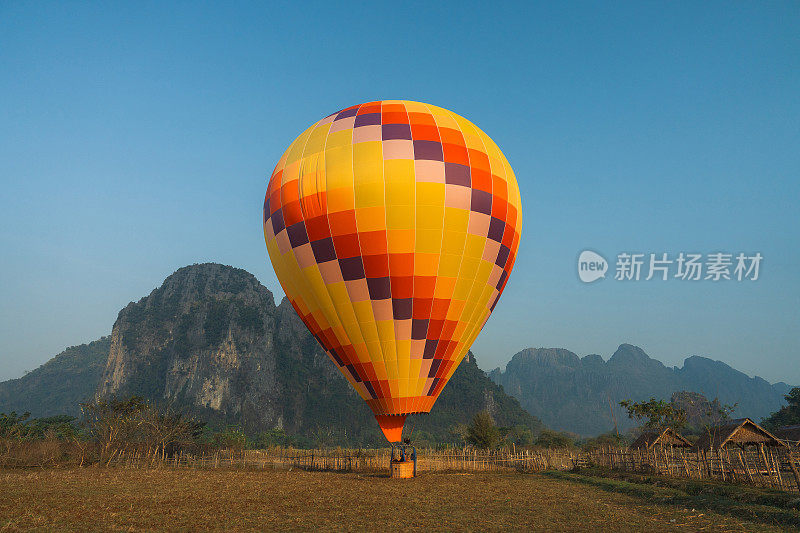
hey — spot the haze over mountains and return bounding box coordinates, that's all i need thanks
[489,346,793,436]
[0,263,791,439]
[0,336,110,419]
[0,263,539,445]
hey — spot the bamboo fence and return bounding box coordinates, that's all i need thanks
[112,447,579,474]
[109,444,800,492]
[584,445,800,492]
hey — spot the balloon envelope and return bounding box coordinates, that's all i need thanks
[263,101,521,442]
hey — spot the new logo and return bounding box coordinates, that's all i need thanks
[578,250,608,283]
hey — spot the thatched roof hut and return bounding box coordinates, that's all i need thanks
[773,424,800,447]
[629,427,692,450]
[693,418,787,450]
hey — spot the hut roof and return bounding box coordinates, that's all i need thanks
[773,424,800,446]
[629,427,692,450]
[693,418,788,450]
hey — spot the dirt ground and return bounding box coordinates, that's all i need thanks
[0,468,793,531]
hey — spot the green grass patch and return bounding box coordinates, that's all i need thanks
[544,468,800,530]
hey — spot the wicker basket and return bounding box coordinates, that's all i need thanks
[390,460,415,478]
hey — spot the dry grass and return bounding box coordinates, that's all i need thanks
[0,439,90,468]
[0,468,792,532]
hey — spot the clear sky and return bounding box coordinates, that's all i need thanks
[1,2,798,385]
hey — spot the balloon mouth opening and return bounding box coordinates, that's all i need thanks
[375,414,407,443]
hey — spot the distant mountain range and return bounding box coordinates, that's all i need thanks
[0,263,791,440]
[0,263,540,445]
[488,345,793,436]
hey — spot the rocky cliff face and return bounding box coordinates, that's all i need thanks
[489,343,792,436]
[98,263,336,433]
[94,263,540,443]
[3,269,790,442]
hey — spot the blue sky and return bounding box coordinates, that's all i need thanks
[1,1,798,385]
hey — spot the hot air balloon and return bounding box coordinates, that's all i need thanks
[263,100,521,443]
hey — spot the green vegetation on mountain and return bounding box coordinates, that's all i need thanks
[0,337,110,418]
[3,262,791,443]
[1,263,540,446]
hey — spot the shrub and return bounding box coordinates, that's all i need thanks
[467,410,500,449]
[534,429,575,449]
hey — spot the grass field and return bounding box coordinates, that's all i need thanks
[1,468,798,531]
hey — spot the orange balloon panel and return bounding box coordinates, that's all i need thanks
[263,101,522,437]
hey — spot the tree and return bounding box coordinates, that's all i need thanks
[0,412,31,439]
[702,398,737,426]
[448,424,469,446]
[466,410,500,449]
[670,391,727,435]
[581,431,628,451]
[700,398,737,447]
[763,387,800,429]
[504,425,536,447]
[212,425,249,450]
[534,429,574,448]
[139,404,203,461]
[80,396,201,465]
[81,396,148,465]
[619,398,687,431]
[310,425,337,448]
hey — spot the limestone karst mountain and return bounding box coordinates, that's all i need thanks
[1,263,541,444]
[2,263,791,439]
[488,344,792,435]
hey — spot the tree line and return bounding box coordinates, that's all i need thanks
[2,387,797,466]
[0,396,304,467]
[618,387,800,442]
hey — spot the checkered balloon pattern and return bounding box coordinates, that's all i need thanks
[263,100,521,427]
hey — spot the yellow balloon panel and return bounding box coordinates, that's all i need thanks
[264,101,521,416]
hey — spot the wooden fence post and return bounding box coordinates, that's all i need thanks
[771,449,784,490]
[758,443,771,488]
[787,452,800,492]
